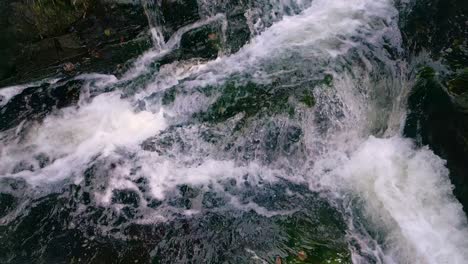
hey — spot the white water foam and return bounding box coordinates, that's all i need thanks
[332,137,468,263]
[310,134,468,263]
[126,0,396,97]
[0,92,166,184]
[0,78,61,107]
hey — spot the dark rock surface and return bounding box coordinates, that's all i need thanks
[400,0,468,213]
[404,67,468,213]
[0,0,150,87]
[0,79,83,132]
[0,0,257,87]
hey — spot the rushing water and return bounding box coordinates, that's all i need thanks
[0,0,467,263]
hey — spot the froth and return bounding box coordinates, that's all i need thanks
[0,92,167,183]
[333,137,468,263]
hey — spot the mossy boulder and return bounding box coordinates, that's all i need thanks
[201,82,291,122]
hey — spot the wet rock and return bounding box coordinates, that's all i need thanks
[10,0,91,40]
[35,153,51,168]
[0,0,149,87]
[322,74,334,87]
[63,62,76,72]
[399,0,468,61]
[112,189,141,208]
[202,192,227,209]
[157,21,225,64]
[404,66,468,213]
[400,0,468,215]
[0,193,17,218]
[160,0,200,39]
[179,23,223,60]
[224,11,251,53]
[199,82,291,123]
[286,126,302,143]
[12,161,34,174]
[0,79,82,131]
[448,68,468,111]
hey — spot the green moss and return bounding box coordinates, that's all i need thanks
[300,92,315,108]
[417,66,436,79]
[322,74,334,87]
[276,212,351,264]
[288,106,296,117]
[12,0,92,39]
[200,82,291,123]
[448,68,468,96]
[180,24,223,60]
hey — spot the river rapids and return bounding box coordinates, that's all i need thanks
[0,0,467,263]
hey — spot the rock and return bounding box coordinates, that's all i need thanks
[0,193,16,218]
[224,10,251,53]
[275,256,282,264]
[0,0,149,87]
[9,0,90,40]
[448,68,468,111]
[399,0,468,60]
[111,189,140,208]
[198,82,291,123]
[400,0,468,214]
[155,20,225,65]
[0,79,83,132]
[160,0,200,40]
[404,66,468,214]
[179,23,223,60]
[297,250,307,261]
[63,62,76,72]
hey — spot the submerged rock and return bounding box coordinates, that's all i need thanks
[0,182,352,263]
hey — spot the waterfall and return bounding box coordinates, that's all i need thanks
[0,0,467,263]
[142,0,166,50]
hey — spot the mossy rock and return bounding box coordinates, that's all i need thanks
[179,23,224,60]
[448,68,468,110]
[277,215,352,264]
[448,68,468,95]
[300,91,315,108]
[199,82,291,123]
[322,74,334,87]
[11,0,92,40]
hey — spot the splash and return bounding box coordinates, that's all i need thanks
[316,137,468,263]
